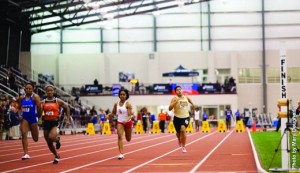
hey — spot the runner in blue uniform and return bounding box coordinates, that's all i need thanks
[225,106,233,131]
[18,83,42,160]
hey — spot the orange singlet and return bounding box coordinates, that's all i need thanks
[43,98,59,121]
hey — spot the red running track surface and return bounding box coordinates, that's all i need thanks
[0,129,258,173]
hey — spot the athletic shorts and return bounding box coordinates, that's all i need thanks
[43,120,58,131]
[117,120,133,129]
[22,114,38,125]
[173,116,190,133]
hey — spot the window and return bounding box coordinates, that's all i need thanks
[267,67,300,83]
[238,68,261,83]
[215,68,230,84]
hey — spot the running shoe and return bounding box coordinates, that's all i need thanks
[117,154,124,160]
[181,147,187,153]
[56,137,61,150]
[21,154,30,160]
[53,154,60,164]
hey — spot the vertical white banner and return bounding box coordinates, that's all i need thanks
[280,49,289,169]
[280,50,287,99]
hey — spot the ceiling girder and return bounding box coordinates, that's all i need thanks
[8,0,210,33]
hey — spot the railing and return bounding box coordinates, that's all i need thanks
[38,77,93,109]
[0,89,15,99]
[238,76,261,83]
[0,83,18,97]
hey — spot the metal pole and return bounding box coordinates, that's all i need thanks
[153,15,157,52]
[200,3,203,51]
[261,0,267,114]
[19,30,22,68]
[100,28,103,53]
[207,1,211,51]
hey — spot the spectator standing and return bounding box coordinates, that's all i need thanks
[8,97,20,140]
[235,109,241,121]
[203,110,208,121]
[9,72,17,92]
[296,102,300,115]
[99,108,106,134]
[141,107,148,133]
[150,113,156,129]
[94,79,99,85]
[158,109,166,133]
[244,109,250,127]
[225,106,233,131]
[194,107,200,132]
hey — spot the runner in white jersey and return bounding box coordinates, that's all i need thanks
[107,89,133,160]
[194,107,200,132]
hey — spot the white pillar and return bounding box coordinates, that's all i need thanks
[207,52,215,83]
[148,53,160,83]
[280,48,289,170]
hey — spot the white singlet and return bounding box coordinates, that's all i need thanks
[194,110,200,120]
[117,101,128,122]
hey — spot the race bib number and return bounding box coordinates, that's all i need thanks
[185,119,189,125]
[22,108,30,112]
[45,111,54,116]
[179,101,188,110]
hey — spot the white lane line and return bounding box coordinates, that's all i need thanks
[0,135,120,157]
[0,135,105,148]
[189,130,233,173]
[123,132,216,173]
[0,135,114,151]
[0,137,114,154]
[0,134,163,164]
[1,134,174,172]
[60,133,199,173]
[0,134,150,158]
[247,129,268,173]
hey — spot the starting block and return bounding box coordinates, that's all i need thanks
[185,122,194,133]
[151,121,160,134]
[134,121,144,134]
[168,122,176,133]
[236,120,245,132]
[201,121,210,133]
[102,122,112,135]
[218,120,226,132]
[86,123,95,135]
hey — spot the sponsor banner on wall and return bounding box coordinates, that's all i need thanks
[171,83,199,95]
[112,84,122,96]
[153,84,171,94]
[85,85,103,94]
[199,83,221,93]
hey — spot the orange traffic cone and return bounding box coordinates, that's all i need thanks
[252,120,256,132]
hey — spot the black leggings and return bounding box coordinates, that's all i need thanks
[173,116,190,133]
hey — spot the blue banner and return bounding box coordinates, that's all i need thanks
[199,83,221,93]
[112,84,122,96]
[153,84,171,94]
[85,85,103,94]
